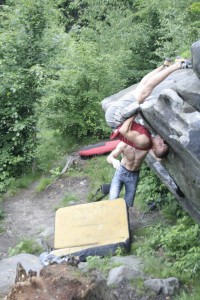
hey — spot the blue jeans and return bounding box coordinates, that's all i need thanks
[109,165,140,207]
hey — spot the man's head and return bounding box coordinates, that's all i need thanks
[151,135,169,158]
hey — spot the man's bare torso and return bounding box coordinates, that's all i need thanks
[121,143,148,171]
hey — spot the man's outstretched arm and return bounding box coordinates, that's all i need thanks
[107,142,125,170]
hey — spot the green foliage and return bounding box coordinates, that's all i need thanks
[152,0,198,58]
[35,177,55,192]
[54,193,79,210]
[35,130,70,173]
[3,173,40,197]
[14,173,40,189]
[86,255,121,275]
[129,278,151,298]
[175,285,200,300]
[115,245,126,256]
[40,40,109,138]
[1,0,198,193]
[8,239,43,256]
[49,167,61,178]
[41,0,156,140]
[131,163,200,283]
[0,207,5,220]
[84,156,114,202]
[158,217,200,278]
[133,215,200,281]
[0,0,64,192]
[134,163,176,213]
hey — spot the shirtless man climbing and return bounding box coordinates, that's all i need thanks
[107,124,166,207]
[104,58,191,157]
[105,57,192,206]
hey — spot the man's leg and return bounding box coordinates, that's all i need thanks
[137,65,165,87]
[134,62,181,104]
[137,58,173,87]
[109,169,123,200]
[124,171,140,207]
[105,62,182,129]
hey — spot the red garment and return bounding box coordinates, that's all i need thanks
[110,121,152,150]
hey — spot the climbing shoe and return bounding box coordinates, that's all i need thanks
[163,58,173,67]
[182,58,193,69]
[175,56,193,69]
[175,56,185,63]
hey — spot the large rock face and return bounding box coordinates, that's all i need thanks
[103,40,200,223]
[191,40,200,79]
[141,41,200,223]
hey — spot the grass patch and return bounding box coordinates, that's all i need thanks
[0,172,41,199]
[54,193,79,210]
[86,255,122,276]
[0,224,5,234]
[8,239,44,256]
[85,156,113,184]
[83,156,114,201]
[14,173,40,189]
[129,278,155,299]
[174,284,200,300]
[35,177,55,192]
[131,215,200,285]
[36,129,99,173]
[0,207,5,220]
[63,155,115,202]
[0,204,5,234]
[36,130,70,173]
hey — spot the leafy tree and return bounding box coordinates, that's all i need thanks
[1,0,198,191]
[143,0,200,58]
[0,0,63,191]
[40,1,138,139]
[40,39,111,139]
[41,0,199,142]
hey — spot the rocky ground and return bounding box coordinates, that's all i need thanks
[0,172,161,259]
[0,173,90,259]
[0,166,171,300]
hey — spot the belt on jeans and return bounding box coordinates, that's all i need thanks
[121,165,139,173]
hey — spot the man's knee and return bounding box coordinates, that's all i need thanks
[109,184,120,200]
[109,192,119,200]
[105,106,124,129]
[134,86,152,104]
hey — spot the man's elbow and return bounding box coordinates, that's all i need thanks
[107,155,111,164]
[119,126,126,136]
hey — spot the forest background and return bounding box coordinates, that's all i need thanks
[0,0,200,191]
[0,1,200,299]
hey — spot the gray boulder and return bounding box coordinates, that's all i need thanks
[141,69,200,222]
[107,265,143,286]
[144,277,180,295]
[191,40,200,79]
[102,40,200,223]
[0,253,43,297]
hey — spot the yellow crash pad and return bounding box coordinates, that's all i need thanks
[51,198,130,257]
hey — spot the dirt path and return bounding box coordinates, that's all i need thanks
[0,168,162,261]
[0,175,90,259]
